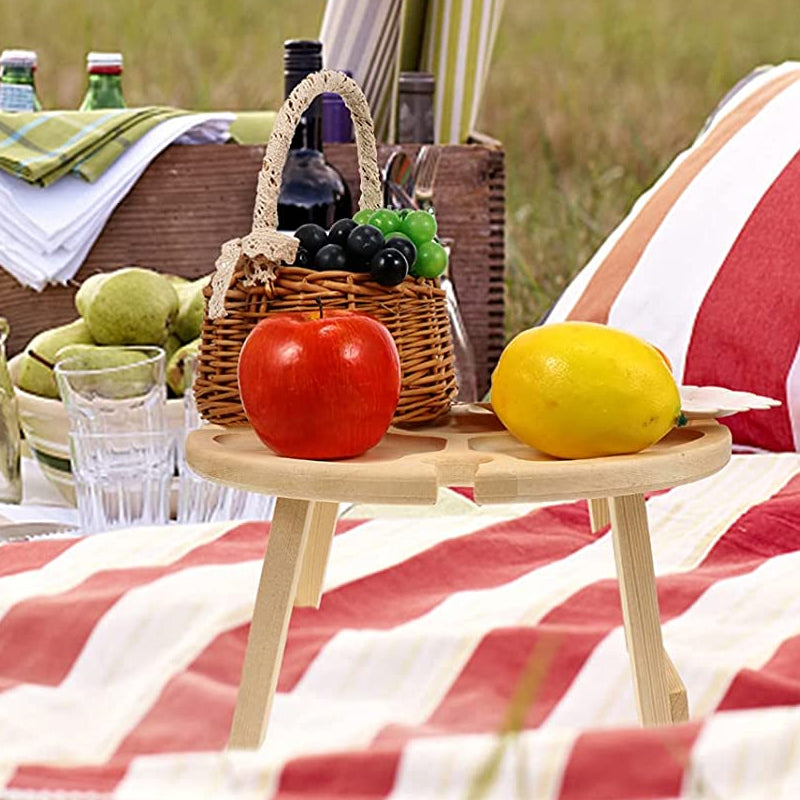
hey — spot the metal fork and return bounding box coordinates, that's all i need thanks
[413,145,442,212]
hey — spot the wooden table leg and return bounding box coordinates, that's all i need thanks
[664,648,689,723]
[609,494,673,726]
[589,498,610,532]
[228,496,316,750]
[295,501,339,608]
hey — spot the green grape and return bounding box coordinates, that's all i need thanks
[400,209,437,245]
[368,209,402,236]
[386,230,412,241]
[412,240,448,279]
[353,208,374,225]
[398,208,412,219]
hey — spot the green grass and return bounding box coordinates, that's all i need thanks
[0,0,326,111]
[5,0,800,338]
[481,0,800,335]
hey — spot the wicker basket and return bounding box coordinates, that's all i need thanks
[194,70,457,428]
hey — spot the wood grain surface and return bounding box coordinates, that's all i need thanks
[186,409,732,507]
[609,494,673,725]
[227,495,316,749]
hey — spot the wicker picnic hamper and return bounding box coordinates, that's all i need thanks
[194,70,457,428]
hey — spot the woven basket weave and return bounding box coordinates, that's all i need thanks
[194,70,456,428]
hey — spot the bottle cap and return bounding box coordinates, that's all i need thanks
[0,49,37,68]
[284,40,323,101]
[399,71,435,95]
[284,40,323,74]
[86,52,123,74]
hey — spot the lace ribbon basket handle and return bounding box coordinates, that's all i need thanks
[208,70,384,319]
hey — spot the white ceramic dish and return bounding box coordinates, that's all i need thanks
[679,385,781,420]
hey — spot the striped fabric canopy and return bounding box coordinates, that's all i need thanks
[417,0,505,143]
[548,62,800,453]
[320,0,404,142]
[2,456,800,797]
[320,0,504,144]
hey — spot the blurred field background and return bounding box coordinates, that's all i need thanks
[3,0,799,338]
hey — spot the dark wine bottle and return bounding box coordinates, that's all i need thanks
[277,40,352,231]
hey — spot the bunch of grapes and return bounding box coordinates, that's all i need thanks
[290,208,448,287]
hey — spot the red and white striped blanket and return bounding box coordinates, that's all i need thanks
[2,453,800,798]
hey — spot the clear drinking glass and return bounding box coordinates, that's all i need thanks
[0,318,21,504]
[440,239,478,403]
[177,354,275,524]
[54,346,173,535]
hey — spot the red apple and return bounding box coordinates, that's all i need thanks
[237,309,402,460]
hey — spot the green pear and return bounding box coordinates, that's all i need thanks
[164,273,189,288]
[54,344,151,370]
[172,276,208,343]
[16,319,94,398]
[74,272,108,318]
[0,319,12,397]
[164,330,188,398]
[83,267,179,346]
[163,333,182,363]
[53,344,156,400]
[166,338,200,396]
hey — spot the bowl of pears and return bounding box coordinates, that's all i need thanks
[9,266,208,505]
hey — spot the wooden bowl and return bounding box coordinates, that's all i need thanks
[9,355,184,505]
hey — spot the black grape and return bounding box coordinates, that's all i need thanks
[294,223,328,257]
[370,249,409,287]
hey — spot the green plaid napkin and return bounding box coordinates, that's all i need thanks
[0,106,190,186]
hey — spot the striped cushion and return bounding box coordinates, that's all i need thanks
[548,62,800,453]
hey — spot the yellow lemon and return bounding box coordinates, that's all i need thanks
[491,321,682,459]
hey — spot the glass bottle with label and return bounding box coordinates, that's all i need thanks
[277,40,352,230]
[0,318,22,504]
[0,49,42,112]
[79,52,126,110]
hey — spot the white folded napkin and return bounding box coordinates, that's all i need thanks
[0,113,235,289]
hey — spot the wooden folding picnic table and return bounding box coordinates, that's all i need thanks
[186,403,732,749]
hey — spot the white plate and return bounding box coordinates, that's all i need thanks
[680,385,781,419]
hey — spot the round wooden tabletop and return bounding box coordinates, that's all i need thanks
[185,403,732,506]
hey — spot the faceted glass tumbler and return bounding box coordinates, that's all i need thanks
[177,354,275,525]
[55,346,173,535]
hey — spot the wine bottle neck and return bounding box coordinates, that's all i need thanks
[1,65,35,86]
[285,69,323,152]
[292,102,323,152]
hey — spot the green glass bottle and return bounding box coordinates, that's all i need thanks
[0,49,42,112]
[79,52,125,110]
